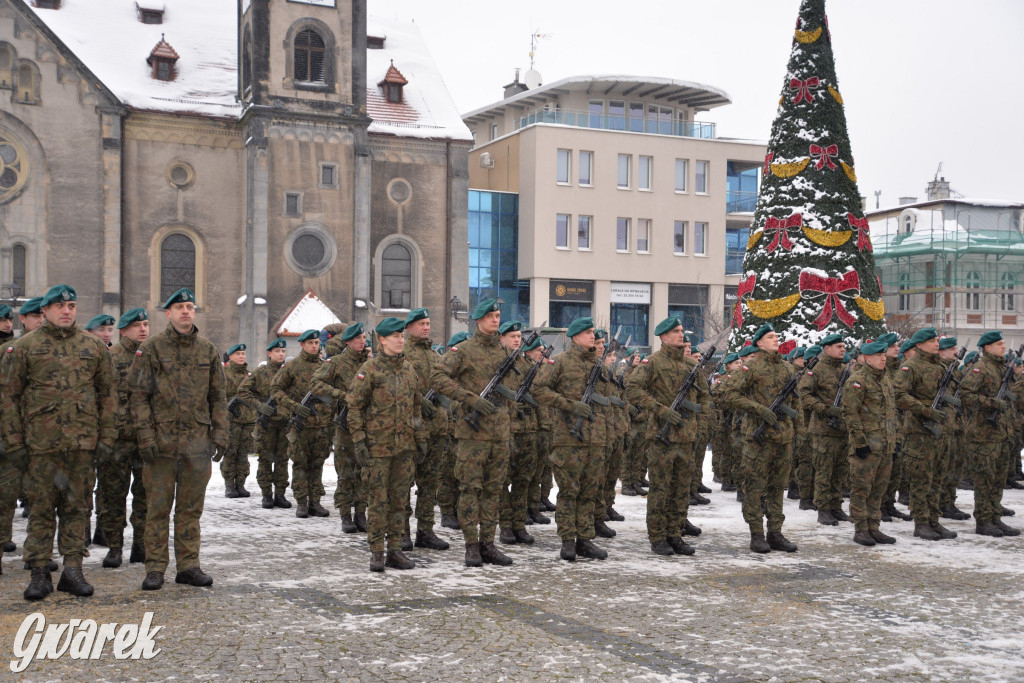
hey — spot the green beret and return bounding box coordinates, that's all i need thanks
[404,308,429,327]
[18,297,43,315]
[624,347,638,356]
[899,339,916,355]
[41,284,76,307]
[523,337,545,352]
[266,338,287,351]
[227,343,246,356]
[447,331,469,347]
[962,350,978,366]
[792,346,806,360]
[978,330,1003,348]
[499,321,522,335]
[117,307,148,329]
[594,328,607,341]
[938,336,957,351]
[723,352,739,365]
[566,317,595,339]
[909,327,938,345]
[85,314,116,331]
[842,352,853,363]
[0,304,11,319]
[861,340,888,355]
[804,345,822,361]
[738,345,758,359]
[877,332,899,347]
[162,287,195,309]
[820,333,844,347]
[297,329,319,343]
[683,332,693,344]
[751,323,774,345]
[654,316,683,337]
[471,297,500,320]
[341,322,364,342]
[375,317,405,337]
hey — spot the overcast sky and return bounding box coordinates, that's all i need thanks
[371,0,1024,208]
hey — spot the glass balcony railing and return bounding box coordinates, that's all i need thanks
[726,190,758,213]
[518,108,715,139]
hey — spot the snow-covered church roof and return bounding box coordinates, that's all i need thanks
[275,290,341,337]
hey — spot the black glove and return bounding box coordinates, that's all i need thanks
[5,445,26,469]
[468,395,496,416]
[96,441,116,465]
[415,441,429,465]
[659,406,683,426]
[257,402,276,416]
[139,443,159,464]
[854,445,871,459]
[569,401,592,418]
[294,403,314,419]
[825,405,843,418]
[756,405,778,427]
[420,397,436,420]
[210,444,224,462]
[353,441,370,468]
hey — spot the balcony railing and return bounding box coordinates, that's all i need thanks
[726,190,758,213]
[518,108,715,139]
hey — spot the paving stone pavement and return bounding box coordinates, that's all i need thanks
[2,453,1024,681]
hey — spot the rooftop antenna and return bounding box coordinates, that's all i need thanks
[933,162,943,181]
[874,190,881,209]
[524,29,549,90]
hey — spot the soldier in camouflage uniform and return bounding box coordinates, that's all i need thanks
[129,288,227,591]
[222,343,256,498]
[310,323,369,531]
[601,340,629,526]
[711,353,741,493]
[85,313,116,348]
[437,331,469,529]
[533,317,609,562]
[346,318,428,572]
[430,298,515,568]
[0,303,19,554]
[934,337,969,522]
[524,338,553,524]
[842,340,898,546]
[960,331,1021,537]
[498,320,538,545]
[892,327,958,542]
[620,353,649,497]
[96,308,150,569]
[84,313,117,548]
[239,338,292,509]
[321,322,349,359]
[590,330,624,538]
[273,329,332,519]
[879,334,913,522]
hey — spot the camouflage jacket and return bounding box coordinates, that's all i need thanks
[128,323,228,457]
[841,363,897,456]
[626,344,710,444]
[508,354,539,434]
[310,346,369,432]
[959,350,1014,442]
[110,336,141,440]
[404,335,449,433]
[798,352,847,436]
[323,335,348,360]
[237,360,286,425]
[225,361,256,424]
[721,350,797,444]
[893,349,953,437]
[431,330,512,442]
[271,350,331,428]
[533,341,604,447]
[1,320,117,453]
[345,351,426,456]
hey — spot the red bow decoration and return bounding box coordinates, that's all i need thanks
[810,143,838,170]
[764,213,803,253]
[790,76,819,104]
[847,213,872,253]
[733,274,756,328]
[764,151,774,176]
[779,340,796,356]
[799,269,860,330]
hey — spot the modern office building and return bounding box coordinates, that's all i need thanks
[463,73,766,349]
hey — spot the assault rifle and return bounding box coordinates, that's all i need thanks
[923,346,967,437]
[655,344,716,446]
[950,349,979,416]
[464,327,542,432]
[424,388,452,411]
[226,396,252,419]
[752,354,820,445]
[826,342,861,432]
[569,327,622,442]
[255,398,277,429]
[514,344,554,408]
[288,391,333,431]
[986,343,1024,427]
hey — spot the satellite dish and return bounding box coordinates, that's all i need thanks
[524,68,542,90]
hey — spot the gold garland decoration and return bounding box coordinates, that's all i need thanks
[747,230,764,250]
[770,158,810,178]
[795,27,822,43]
[854,296,885,321]
[778,96,783,107]
[746,293,801,319]
[828,85,843,104]
[841,161,857,183]
[802,225,853,247]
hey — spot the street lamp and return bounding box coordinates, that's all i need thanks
[449,295,468,322]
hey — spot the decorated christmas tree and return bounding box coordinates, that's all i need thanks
[730,0,886,352]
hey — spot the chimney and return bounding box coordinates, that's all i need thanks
[926,176,951,201]
[502,68,529,99]
[898,196,917,206]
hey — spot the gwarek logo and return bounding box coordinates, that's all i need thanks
[10,612,162,673]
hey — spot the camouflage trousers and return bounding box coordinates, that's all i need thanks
[741,440,792,534]
[939,432,964,510]
[711,427,730,484]
[143,455,211,574]
[500,431,536,531]
[96,439,147,549]
[884,442,906,507]
[730,430,747,494]
[1004,439,1020,483]
[972,439,1006,524]
[0,458,25,545]
[288,426,331,505]
[333,428,367,513]
[255,421,290,496]
[602,434,625,510]
[365,451,415,553]
[848,450,892,532]
[435,435,459,514]
[550,443,602,541]
[811,433,848,510]
[794,433,815,499]
[621,425,648,485]
[220,420,254,485]
[902,431,943,525]
[454,438,510,544]
[528,429,552,510]
[690,439,708,496]
[646,439,694,543]
[408,432,445,531]
[23,449,95,568]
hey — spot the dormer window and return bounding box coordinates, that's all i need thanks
[147,34,179,82]
[294,28,326,83]
[378,60,407,104]
[136,2,165,24]
[33,0,60,9]
[367,35,385,49]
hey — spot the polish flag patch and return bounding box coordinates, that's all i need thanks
[450,347,458,352]
[136,350,143,356]
[806,371,814,375]
[356,373,365,380]
[972,368,981,373]
[852,382,862,389]
[545,358,555,364]
[901,366,909,371]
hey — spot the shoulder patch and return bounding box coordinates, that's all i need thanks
[640,358,649,364]
[136,350,143,356]
[450,346,458,352]
[545,358,555,364]
[972,367,981,373]
[901,366,909,371]
[741,365,749,371]
[356,372,365,380]
[5,347,11,353]
[806,370,813,375]
[852,382,862,389]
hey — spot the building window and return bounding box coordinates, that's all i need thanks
[725,226,749,275]
[0,128,30,204]
[318,162,338,189]
[638,156,652,191]
[898,273,910,312]
[1002,272,1015,311]
[628,102,645,132]
[284,192,301,217]
[617,154,631,189]
[675,159,688,193]
[489,123,498,141]
[137,3,164,24]
[694,222,707,255]
[34,0,60,8]
[637,219,651,253]
[616,218,630,252]
[588,100,603,128]
[966,271,981,311]
[381,243,412,309]
[608,100,625,130]
[367,35,385,49]
[610,303,649,347]
[577,215,592,250]
[0,44,13,89]
[16,61,39,103]
[555,214,570,249]
[160,233,196,303]
[669,284,708,345]
[647,105,673,135]
[295,28,326,83]
[468,190,529,324]
[579,151,593,186]
[556,149,571,184]
[12,243,25,295]
[241,30,253,95]
[673,221,687,255]
[695,160,709,194]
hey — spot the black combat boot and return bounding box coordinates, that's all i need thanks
[697,482,712,494]
[512,528,534,544]
[385,550,415,570]
[787,482,800,500]
[575,538,607,560]
[530,508,552,524]
[640,476,650,488]
[634,484,648,496]
[341,513,358,534]
[800,498,817,511]
[308,500,330,517]
[898,492,909,506]
[913,523,940,540]
[141,571,164,590]
[880,508,892,523]
[831,508,851,522]
[931,522,957,540]
[620,483,638,496]
[650,540,674,556]
[976,521,1004,537]
[415,529,450,550]
[354,509,367,532]
[996,520,1021,536]
[130,543,146,564]
[606,507,624,522]
[175,566,213,587]
[464,542,483,567]
[559,539,576,562]
[102,548,122,569]
[888,504,913,521]
[401,520,413,550]
[57,566,94,596]
[766,531,798,552]
[689,493,710,506]
[370,552,385,572]
[261,493,275,509]
[274,491,292,509]
[853,530,876,546]
[24,566,53,601]
[92,526,107,547]
[3,540,16,552]
[941,504,970,521]
[440,510,461,529]
[869,528,896,544]
[236,483,251,498]
[295,502,309,519]
[666,536,695,556]
[480,541,514,566]
[525,512,535,526]
[736,490,745,503]
[722,480,737,492]
[750,532,770,553]
[499,527,517,545]
[594,520,616,538]
[817,509,838,526]
[1001,505,1016,517]
[225,484,239,499]
[540,496,556,511]
[682,520,702,536]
